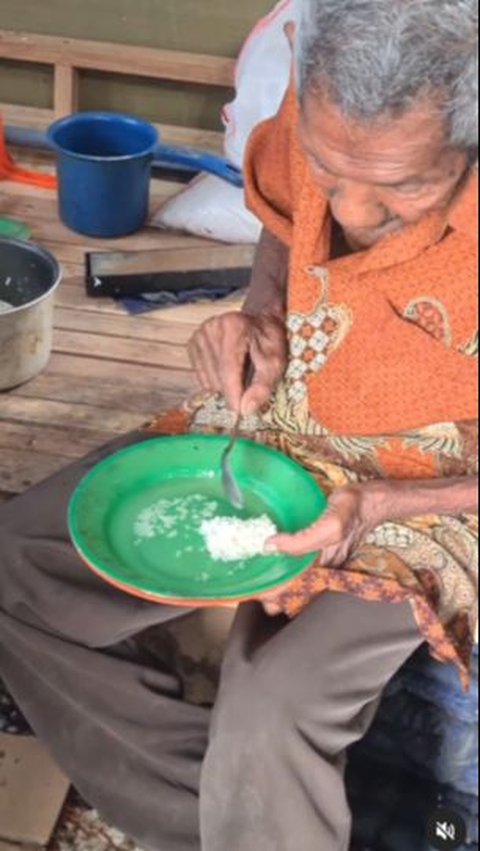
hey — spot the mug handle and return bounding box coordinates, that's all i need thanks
[154,144,244,188]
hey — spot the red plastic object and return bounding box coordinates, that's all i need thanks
[0,116,57,189]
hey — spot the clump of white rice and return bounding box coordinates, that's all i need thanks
[200,515,277,562]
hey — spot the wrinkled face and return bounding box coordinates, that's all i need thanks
[299,90,469,250]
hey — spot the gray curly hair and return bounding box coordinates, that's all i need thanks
[295,0,478,158]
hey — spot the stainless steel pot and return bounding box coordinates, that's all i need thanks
[0,239,61,390]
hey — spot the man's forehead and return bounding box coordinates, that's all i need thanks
[299,88,450,172]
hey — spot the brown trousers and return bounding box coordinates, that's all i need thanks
[0,433,422,851]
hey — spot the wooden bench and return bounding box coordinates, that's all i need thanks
[0,27,235,148]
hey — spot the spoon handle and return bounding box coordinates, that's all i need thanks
[227,354,256,446]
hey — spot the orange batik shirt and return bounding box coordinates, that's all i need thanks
[152,86,478,684]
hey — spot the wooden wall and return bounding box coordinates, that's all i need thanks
[0,0,274,129]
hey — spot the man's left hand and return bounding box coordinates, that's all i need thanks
[260,472,478,615]
[261,483,384,616]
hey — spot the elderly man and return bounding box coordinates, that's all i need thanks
[0,2,478,850]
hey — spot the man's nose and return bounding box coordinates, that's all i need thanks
[329,181,389,231]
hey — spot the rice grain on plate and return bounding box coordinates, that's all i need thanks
[200,515,277,562]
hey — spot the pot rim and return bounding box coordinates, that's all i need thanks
[47,111,159,163]
[0,238,62,315]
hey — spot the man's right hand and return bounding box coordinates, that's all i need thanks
[188,312,288,416]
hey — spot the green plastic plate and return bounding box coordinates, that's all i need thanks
[68,436,327,605]
[0,217,31,241]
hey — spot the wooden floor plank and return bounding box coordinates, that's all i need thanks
[25,352,198,394]
[1,396,145,433]
[54,307,197,345]
[0,179,55,200]
[53,328,192,369]
[55,283,127,313]
[55,262,85,279]
[12,370,190,414]
[0,193,58,223]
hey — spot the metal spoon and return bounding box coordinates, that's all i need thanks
[221,358,255,511]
